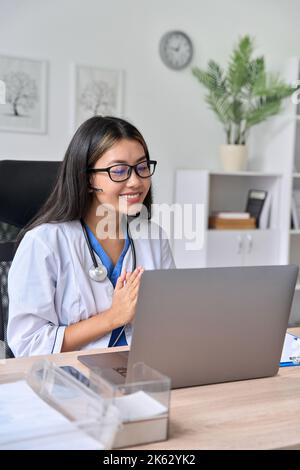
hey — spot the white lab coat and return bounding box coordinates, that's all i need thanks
[8,219,175,357]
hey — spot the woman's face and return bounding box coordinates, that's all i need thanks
[89,138,151,217]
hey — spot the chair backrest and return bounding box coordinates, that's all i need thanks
[0,240,16,357]
[0,159,61,227]
[0,160,61,358]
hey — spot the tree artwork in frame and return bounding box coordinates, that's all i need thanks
[0,55,47,133]
[73,64,124,129]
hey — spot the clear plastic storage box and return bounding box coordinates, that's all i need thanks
[0,360,120,449]
[0,359,170,449]
[90,362,171,448]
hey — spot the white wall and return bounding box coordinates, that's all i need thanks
[1,0,300,205]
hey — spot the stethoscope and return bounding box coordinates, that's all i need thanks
[80,218,137,282]
[80,218,137,347]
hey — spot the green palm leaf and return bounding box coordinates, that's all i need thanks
[192,35,298,144]
[227,35,253,94]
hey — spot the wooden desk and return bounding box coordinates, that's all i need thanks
[1,329,300,450]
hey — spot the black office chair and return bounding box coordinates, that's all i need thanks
[0,160,61,357]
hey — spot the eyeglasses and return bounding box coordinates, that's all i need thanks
[87,159,157,182]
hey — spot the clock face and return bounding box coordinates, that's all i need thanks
[159,31,193,70]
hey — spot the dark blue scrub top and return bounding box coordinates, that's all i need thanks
[85,224,130,347]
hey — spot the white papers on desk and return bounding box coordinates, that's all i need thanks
[280,333,300,364]
[0,380,103,450]
[114,391,167,422]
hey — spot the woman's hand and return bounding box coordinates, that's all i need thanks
[61,266,144,352]
[109,266,144,328]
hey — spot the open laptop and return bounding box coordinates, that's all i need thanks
[78,265,298,389]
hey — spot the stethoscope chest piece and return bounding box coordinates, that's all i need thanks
[89,265,108,282]
[81,217,136,284]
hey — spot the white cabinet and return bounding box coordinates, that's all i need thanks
[207,230,279,267]
[207,231,244,267]
[174,169,282,269]
[244,230,279,266]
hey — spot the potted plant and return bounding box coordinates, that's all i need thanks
[192,35,296,171]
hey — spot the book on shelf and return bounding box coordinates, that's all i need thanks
[209,216,256,230]
[291,213,295,230]
[212,211,250,219]
[258,192,271,229]
[291,194,299,229]
[245,189,267,228]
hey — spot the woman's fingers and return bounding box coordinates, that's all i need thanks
[115,267,144,300]
[129,289,139,303]
[126,266,144,286]
[115,271,126,290]
[130,269,144,290]
[129,274,144,300]
[115,277,123,290]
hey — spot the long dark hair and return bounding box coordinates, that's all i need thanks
[17,116,153,244]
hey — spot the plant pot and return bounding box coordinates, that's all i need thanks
[220,144,247,172]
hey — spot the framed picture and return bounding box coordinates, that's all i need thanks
[0,55,47,133]
[73,64,124,129]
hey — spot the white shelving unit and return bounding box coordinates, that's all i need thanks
[174,57,300,326]
[174,170,283,269]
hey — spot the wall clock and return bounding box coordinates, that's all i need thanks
[159,30,193,70]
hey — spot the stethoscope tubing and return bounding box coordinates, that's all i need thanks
[80,218,137,346]
[81,219,100,268]
[80,218,136,275]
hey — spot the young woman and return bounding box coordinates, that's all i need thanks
[8,116,175,356]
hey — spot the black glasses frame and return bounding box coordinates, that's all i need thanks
[87,159,157,182]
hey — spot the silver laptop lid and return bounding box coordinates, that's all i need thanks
[127,265,298,388]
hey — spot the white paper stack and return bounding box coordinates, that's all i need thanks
[0,380,105,450]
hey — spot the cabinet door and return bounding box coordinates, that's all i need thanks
[207,231,244,267]
[243,230,279,266]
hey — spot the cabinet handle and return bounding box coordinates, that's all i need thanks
[237,235,243,254]
[246,234,253,253]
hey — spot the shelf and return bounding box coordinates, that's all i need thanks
[293,173,300,178]
[296,284,300,291]
[290,230,300,234]
[209,171,282,177]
